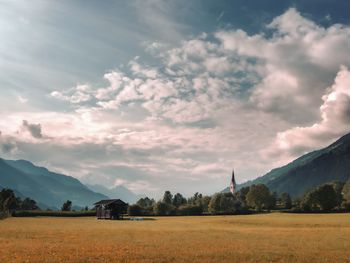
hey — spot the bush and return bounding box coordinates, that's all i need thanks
[177,204,203,216]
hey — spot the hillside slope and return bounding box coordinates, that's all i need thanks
[225,133,350,197]
[0,159,107,208]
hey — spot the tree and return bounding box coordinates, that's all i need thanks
[280,193,292,209]
[315,184,338,211]
[342,180,350,209]
[235,186,250,205]
[0,189,20,212]
[162,191,173,205]
[153,201,175,216]
[267,192,277,210]
[128,204,143,216]
[2,195,19,212]
[187,192,202,206]
[330,181,344,208]
[136,197,155,215]
[300,190,318,211]
[208,193,221,214]
[172,193,187,207]
[137,197,155,208]
[61,200,72,211]
[300,184,338,211]
[200,196,211,213]
[246,184,274,211]
[208,193,239,214]
[20,198,39,210]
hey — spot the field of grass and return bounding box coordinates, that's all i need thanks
[1,213,350,262]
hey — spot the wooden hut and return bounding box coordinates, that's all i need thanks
[94,199,128,220]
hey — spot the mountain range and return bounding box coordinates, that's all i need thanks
[0,158,143,209]
[0,158,108,209]
[224,132,350,197]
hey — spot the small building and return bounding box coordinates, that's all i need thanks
[94,199,128,220]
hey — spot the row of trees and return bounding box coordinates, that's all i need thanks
[129,179,350,216]
[0,189,38,215]
[297,180,350,212]
[128,192,212,216]
[0,190,85,216]
[129,184,281,216]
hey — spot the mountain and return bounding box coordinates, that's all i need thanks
[0,158,108,209]
[224,132,350,197]
[86,184,143,204]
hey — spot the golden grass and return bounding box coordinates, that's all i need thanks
[1,213,350,262]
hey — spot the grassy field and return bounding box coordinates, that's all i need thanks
[1,213,350,262]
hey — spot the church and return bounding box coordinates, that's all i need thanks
[230,169,236,195]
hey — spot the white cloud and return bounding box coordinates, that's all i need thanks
[50,84,92,104]
[129,60,159,79]
[265,66,350,162]
[217,8,350,123]
[17,95,28,104]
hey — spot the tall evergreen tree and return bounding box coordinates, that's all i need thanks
[162,191,173,205]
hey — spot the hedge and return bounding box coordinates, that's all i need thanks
[12,210,96,217]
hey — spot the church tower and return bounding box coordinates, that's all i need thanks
[230,169,236,195]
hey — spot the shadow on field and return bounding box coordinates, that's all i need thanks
[127,217,157,221]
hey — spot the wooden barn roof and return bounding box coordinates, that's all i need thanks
[94,199,127,206]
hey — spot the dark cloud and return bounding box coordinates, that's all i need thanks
[22,120,43,139]
[0,131,17,154]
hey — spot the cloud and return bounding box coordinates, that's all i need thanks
[0,131,17,154]
[21,120,43,139]
[264,66,350,161]
[217,8,350,123]
[50,85,93,104]
[132,0,187,43]
[46,8,350,187]
[129,59,159,79]
[114,178,158,192]
[3,8,350,196]
[17,95,28,104]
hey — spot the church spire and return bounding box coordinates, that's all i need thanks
[230,169,236,195]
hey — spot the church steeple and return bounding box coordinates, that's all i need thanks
[230,169,236,195]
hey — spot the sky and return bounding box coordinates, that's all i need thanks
[1,0,350,198]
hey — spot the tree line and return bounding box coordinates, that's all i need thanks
[129,178,350,216]
[0,189,38,217]
[0,189,90,219]
[128,184,276,216]
[295,180,350,212]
